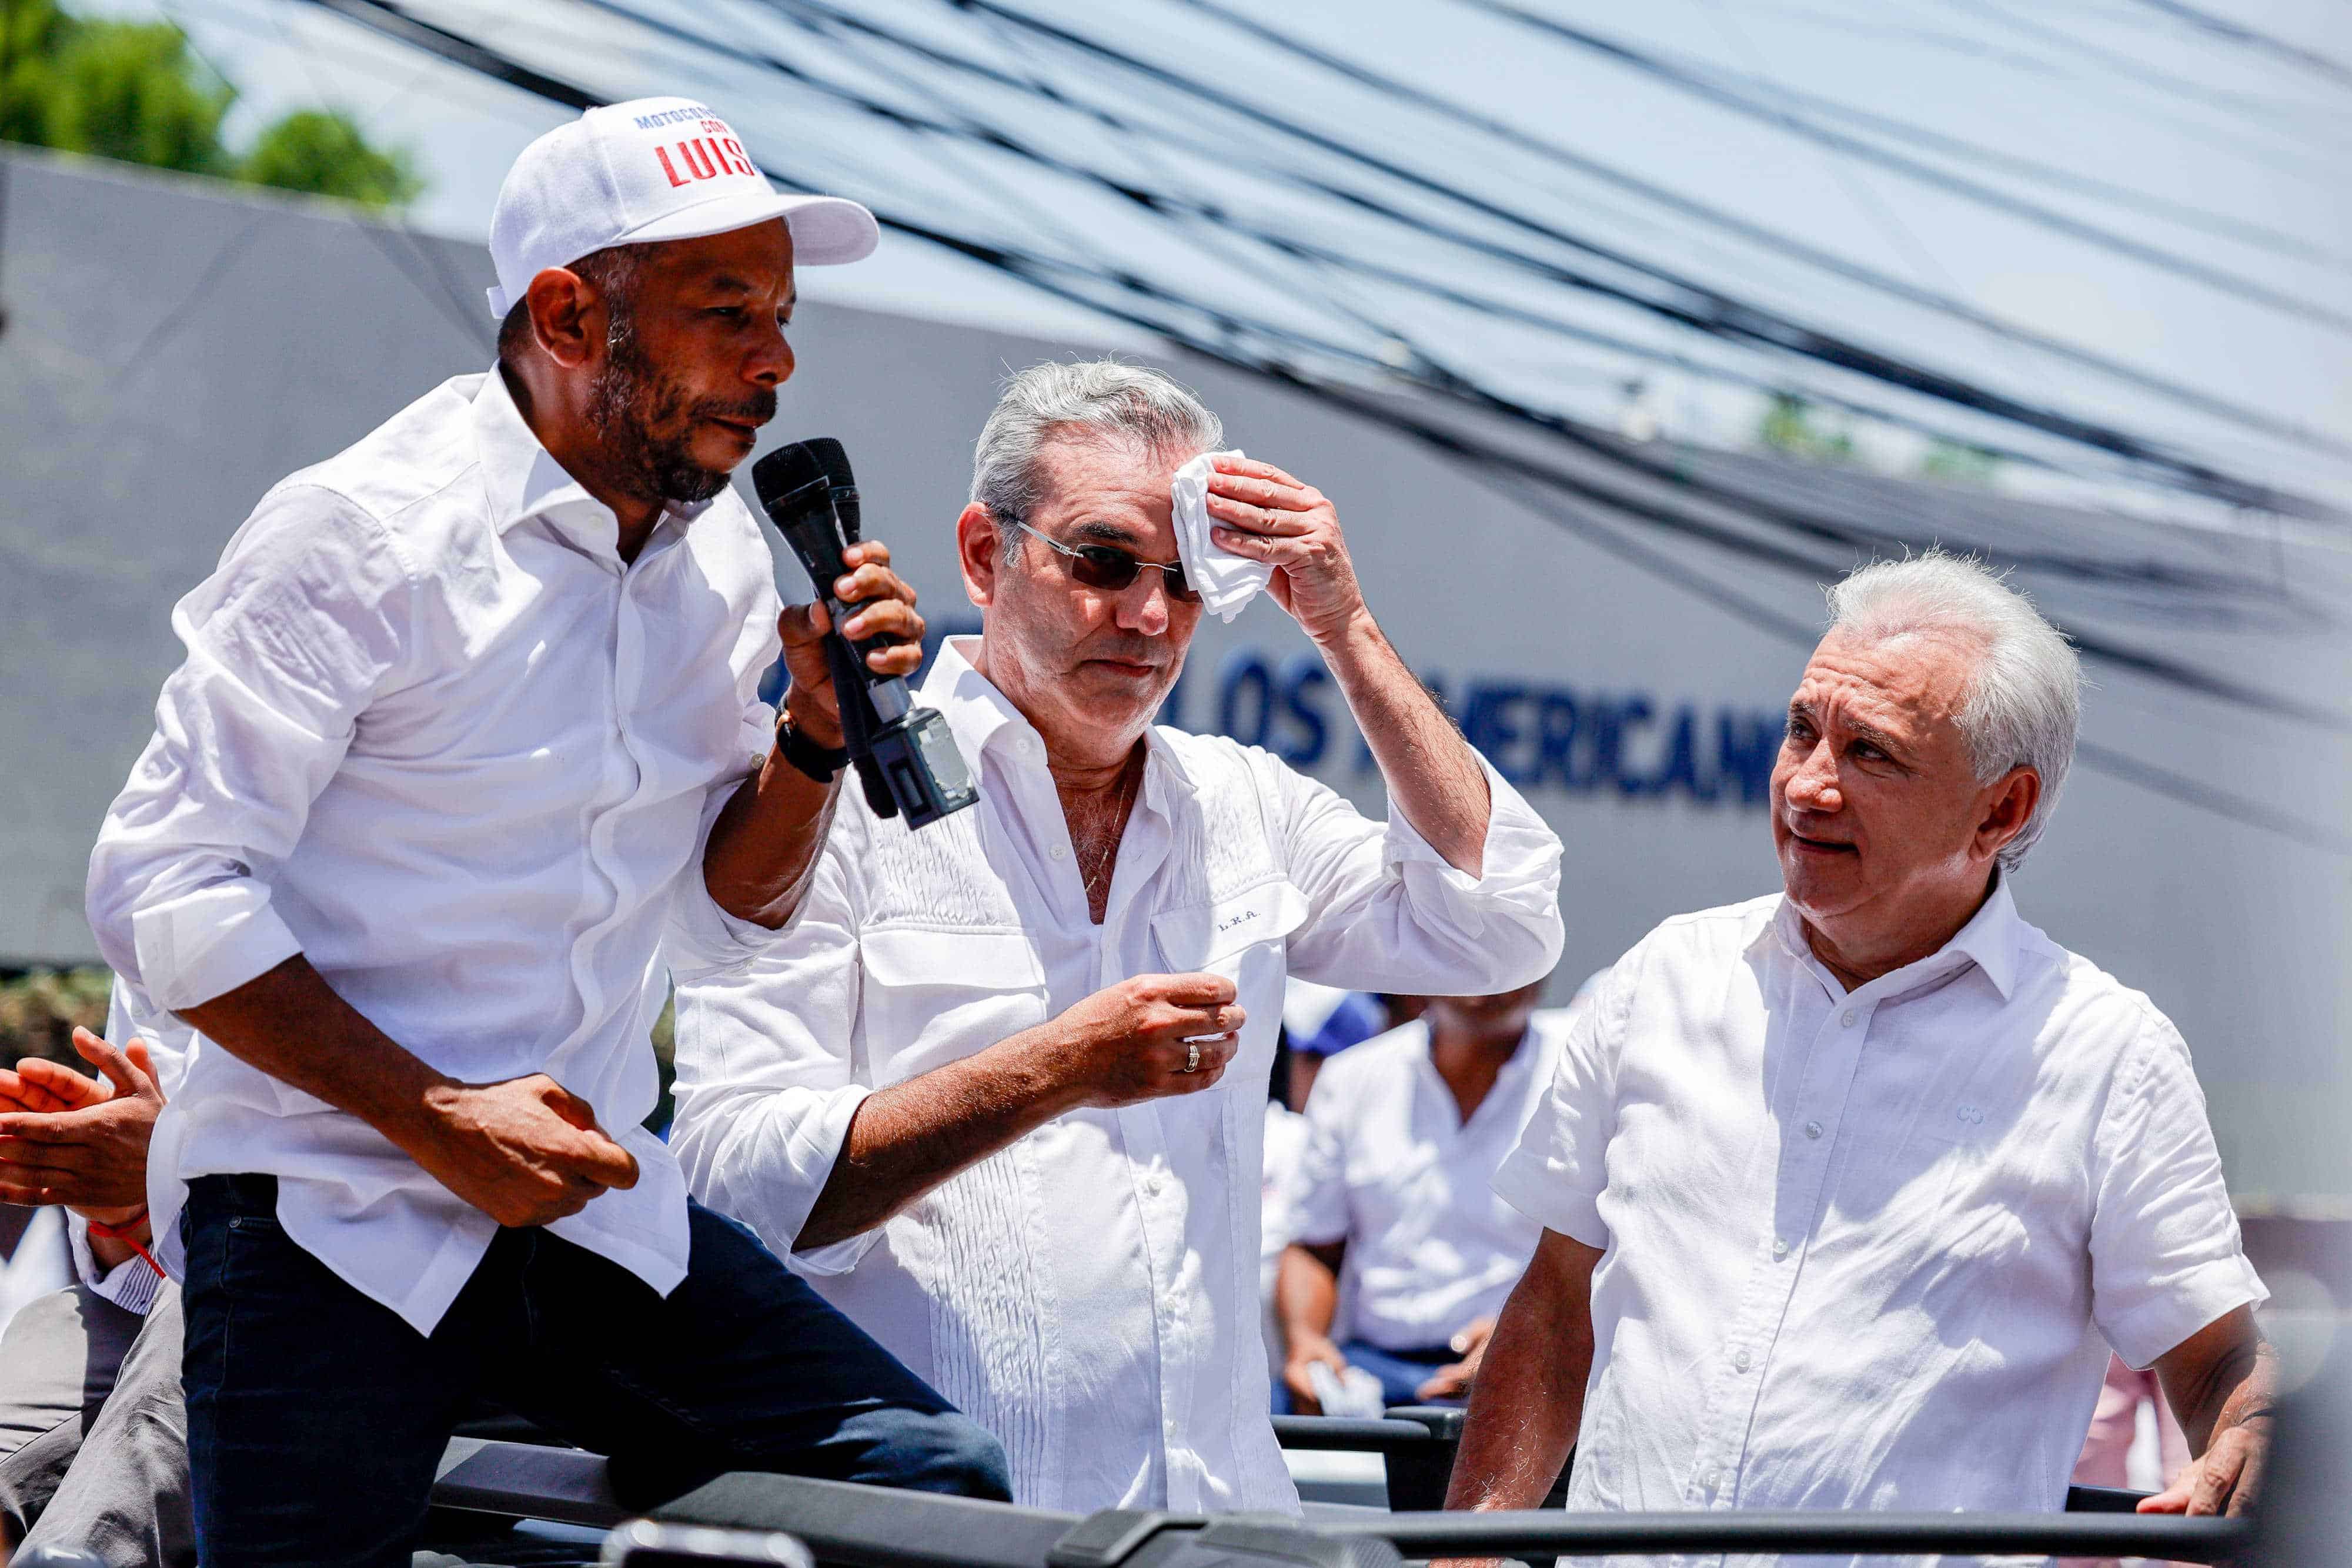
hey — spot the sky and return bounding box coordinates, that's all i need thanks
[98,0,2352,526]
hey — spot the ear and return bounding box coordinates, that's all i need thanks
[1972,765,2040,863]
[956,502,1007,610]
[523,266,604,370]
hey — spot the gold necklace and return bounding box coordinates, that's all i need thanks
[1080,758,1138,902]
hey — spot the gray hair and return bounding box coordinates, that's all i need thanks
[970,360,1224,557]
[1824,551,2082,870]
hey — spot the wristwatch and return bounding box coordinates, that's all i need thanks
[776,714,849,784]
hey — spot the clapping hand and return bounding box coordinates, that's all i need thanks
[0,1027,166,1221]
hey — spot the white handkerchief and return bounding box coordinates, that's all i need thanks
[1171,449,1272,623]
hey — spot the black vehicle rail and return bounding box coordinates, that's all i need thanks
[426,1416,2246,1564]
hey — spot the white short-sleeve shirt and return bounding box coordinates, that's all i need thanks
[1494,880,2264,1538]
[1288,1012,1569,1351]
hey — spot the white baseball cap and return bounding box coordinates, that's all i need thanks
[485,96,880,317]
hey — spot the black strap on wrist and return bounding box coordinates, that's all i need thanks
[776,715,848,784]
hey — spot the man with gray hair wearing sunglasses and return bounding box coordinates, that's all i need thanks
[669,359,1565,1512]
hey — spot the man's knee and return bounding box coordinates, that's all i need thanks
[855,1408,1011,1501]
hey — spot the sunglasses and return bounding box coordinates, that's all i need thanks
[1008,517,1200,604]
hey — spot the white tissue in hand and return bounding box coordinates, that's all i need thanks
[1170,449,1272,623]
[1307,1359,1387,1420]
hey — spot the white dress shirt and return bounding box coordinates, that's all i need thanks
[86,370,782,1334]
[671,637,1565,1513]
[1494,881,2265,1553]
[1288,1011,1568,1351]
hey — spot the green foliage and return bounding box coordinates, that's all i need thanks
[240,108,420,209]
[1,4,230,175]
[1918,438,2003,488]
[1757,393,1859,467]
[0,967,112,1075]
[0,0,422,208]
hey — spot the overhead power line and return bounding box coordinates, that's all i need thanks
[1162,0,2352,463]
[1454,0,2352,337]
[286,0,2352,854]
[2123,0,2352,92]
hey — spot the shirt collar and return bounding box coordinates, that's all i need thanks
[920,635,1195,791]
[469,368,714,556]
[1768,872,2022,1002]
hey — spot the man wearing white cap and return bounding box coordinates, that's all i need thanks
[62,97,1008,1565]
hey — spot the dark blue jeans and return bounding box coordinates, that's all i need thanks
[181,1174,1008,1567]
[1341,1340,1462,1408]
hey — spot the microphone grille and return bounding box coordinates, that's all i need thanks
[752,439,833,512]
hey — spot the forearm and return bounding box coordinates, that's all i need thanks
[176,954,450,1159]
[795,1032,1077,1251]
[2171,1318,2276,1455]
[1276,1243,1343,1351]
[1319,615,1490,874]
[1446,1255,1595,1509]
[703,753,843,928]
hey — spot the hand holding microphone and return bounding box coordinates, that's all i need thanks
[756,438,978,830]
[774,540,924,749]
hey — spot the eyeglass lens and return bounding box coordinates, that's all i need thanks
[1067,543,1198,604]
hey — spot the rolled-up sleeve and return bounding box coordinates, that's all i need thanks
[669,840,877,1276]
[1491,941,1635,1249]
[2088,1015,2267,1369]
[85,484,415,1012]
[1268,748,1564,996]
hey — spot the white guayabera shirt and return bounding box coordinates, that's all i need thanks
[670,637,1566,1513]
[85,371,782,1334]
[1494,880,2265,1566]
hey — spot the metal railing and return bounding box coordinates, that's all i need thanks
[426,1415,2253,1564]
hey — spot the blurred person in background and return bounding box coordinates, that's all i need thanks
[1448,553,2273,1540]
[669,359,1565,1514]
[1279,979,1391,1111]
[1277,978,1576,1413]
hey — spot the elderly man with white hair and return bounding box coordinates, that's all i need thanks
[670,359,1565,1513]
[1445,553,2273,1544]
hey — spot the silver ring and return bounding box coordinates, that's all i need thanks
[1183,1041,1201,1074]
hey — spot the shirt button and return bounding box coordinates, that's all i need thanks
[1805,1121,1823,1140]
[1049,844,1068,861]
[1841,1009,1857,1027]
[1734,1349,1752,1372]
[1700,1468,1720,1490]
[1144,1173,1163,1196]
[1772,1238,1789,1259]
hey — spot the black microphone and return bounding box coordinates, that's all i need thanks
[753,439,978,830]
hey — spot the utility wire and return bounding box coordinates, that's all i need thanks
[1941,0,2352,135]
[2123,0,2352,92]
[1168,0,2350,459]
[933,0,2350,514]
[1454,0,2352,335]
[286,0,2352,853]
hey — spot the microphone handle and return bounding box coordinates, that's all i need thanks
[779,514,900,679]
[823,635,899,820]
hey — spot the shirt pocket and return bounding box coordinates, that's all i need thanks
[1150,880,1311,1088]
[857,927,1051,1083]
[1896,1109,2030,1266]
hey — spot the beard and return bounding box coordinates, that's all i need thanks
[585,309,776,507]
